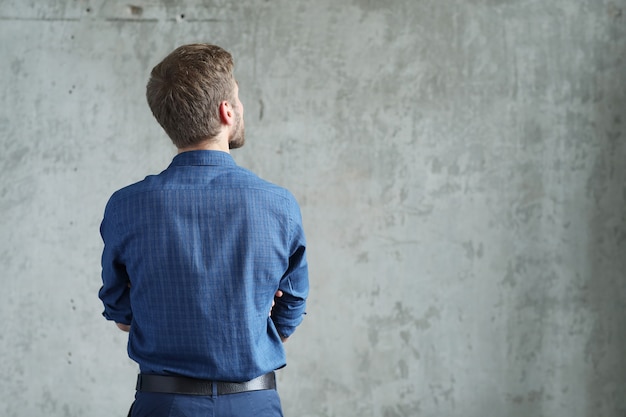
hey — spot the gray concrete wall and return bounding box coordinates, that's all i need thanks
[1,0,625,416]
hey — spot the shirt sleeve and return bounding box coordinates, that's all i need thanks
[271,198,309,338]
[98,204,133,325]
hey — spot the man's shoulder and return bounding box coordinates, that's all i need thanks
[230,166,297,201]
[103,164,300,210]
[105,173,162,207]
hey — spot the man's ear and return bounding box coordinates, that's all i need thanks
[219,101,235,126]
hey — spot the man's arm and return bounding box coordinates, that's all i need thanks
[98,209,133,328]
[271,200,309,340]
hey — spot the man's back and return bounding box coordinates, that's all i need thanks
[99,150,308,381]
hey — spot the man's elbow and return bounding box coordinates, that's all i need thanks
[116,323,131,332]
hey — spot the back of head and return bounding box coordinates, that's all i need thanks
[146,44,235,148]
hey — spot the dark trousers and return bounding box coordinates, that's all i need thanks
[128,389,284,417]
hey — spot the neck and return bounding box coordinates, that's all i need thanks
[177,132,230,154]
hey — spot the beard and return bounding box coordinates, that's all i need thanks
[228,109,245,149]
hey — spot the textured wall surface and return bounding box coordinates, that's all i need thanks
[1,1,625,416]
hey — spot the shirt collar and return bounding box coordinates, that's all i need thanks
[169,150,237,167]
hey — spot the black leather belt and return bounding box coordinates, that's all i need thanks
[136,372,276,396]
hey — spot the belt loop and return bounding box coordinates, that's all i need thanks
[212,380,217,399]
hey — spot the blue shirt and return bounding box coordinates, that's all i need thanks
[99,150,309,382]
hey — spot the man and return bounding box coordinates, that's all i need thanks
[98,43,309,417]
